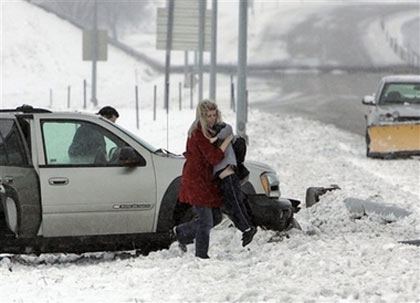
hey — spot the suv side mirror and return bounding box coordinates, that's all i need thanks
[119,146,146,167]
[362,95,375,105]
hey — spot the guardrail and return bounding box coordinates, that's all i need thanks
[380,19,420,68]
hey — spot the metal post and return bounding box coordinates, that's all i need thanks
[198,0,206,102]
[184,51,188,86]
[209,0,217,100]
[91,0,98,106]
[67,86,71,109]
[230,75,235,112]
[135,85,139,130]
[236,0,248,138]
[153,85,157,121]
[190,73,194,109]
[166,80,170,151]
[164,0,174,113]
[194,51,198,73]
[83,79,87,109]
[245,89,248,122]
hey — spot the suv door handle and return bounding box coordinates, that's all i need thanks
[48,177,69,186]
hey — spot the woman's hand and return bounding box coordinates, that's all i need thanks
[224,134,234,143]
[219,134,233,152]
[209,136,218,144]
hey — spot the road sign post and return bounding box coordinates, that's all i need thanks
[237,0,248,139]
[209,0,218,100]
[82,0,108,107]
[198,0,206,102]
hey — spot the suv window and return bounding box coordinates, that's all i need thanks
[0,119,27,166]
[380,83,420,105]
[41,120,128,166]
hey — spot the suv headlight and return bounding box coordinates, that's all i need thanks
[379,113,395,122]
[260,172,280,197]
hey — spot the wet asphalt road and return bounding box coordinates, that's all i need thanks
[250,3,419,135]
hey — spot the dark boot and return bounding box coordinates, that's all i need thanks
[172,227,187,253]
[242,227,257,247]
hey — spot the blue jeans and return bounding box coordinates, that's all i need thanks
[176,207,222,258]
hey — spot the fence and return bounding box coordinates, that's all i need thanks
[381,19,420,67]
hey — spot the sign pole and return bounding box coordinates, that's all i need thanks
[209,0,217,101]
[91,0,98,106]
[184,51,188,85]
[198,0,206,103]
[164,0,174,113]
[164,0,175,151]
[237,0,248,139]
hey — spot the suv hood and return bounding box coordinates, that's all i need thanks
[376,104,420,118]
[245,160,276,173]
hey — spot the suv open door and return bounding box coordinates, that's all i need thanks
[33,114,158,237]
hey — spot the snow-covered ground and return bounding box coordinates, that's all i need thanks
[1,1,419,302]
[1,107,419,303]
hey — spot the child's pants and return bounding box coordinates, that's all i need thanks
[220,174,254,232]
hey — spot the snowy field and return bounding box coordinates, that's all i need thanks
[1,0,419,302]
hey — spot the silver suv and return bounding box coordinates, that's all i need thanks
[0,105,299,254]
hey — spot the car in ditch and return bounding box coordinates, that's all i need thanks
[0,105,300,254]
[362,75,420,158]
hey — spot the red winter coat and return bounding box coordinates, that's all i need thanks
[179,127,225,207]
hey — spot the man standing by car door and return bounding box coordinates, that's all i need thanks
[68,106,119,164]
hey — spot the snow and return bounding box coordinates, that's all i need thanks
[362,6,419,65]
[1,0,420,303]
[383,9,420,49]
[1,0,175,109]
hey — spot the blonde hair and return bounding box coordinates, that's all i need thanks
[188,99,222,138]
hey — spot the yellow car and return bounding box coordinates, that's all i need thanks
[362,75,420,158]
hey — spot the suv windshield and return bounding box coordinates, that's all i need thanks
[379,83,420,105]
[109,120,158,152]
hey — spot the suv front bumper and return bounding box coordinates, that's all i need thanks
[247,195,300,232]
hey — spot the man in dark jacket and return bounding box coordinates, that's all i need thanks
[68,106,119,164]
[97,106,119,122]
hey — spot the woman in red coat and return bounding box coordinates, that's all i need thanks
[175,100,233,259]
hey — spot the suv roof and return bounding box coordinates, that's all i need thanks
[382,75,420,83]
[0,105,52,114]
